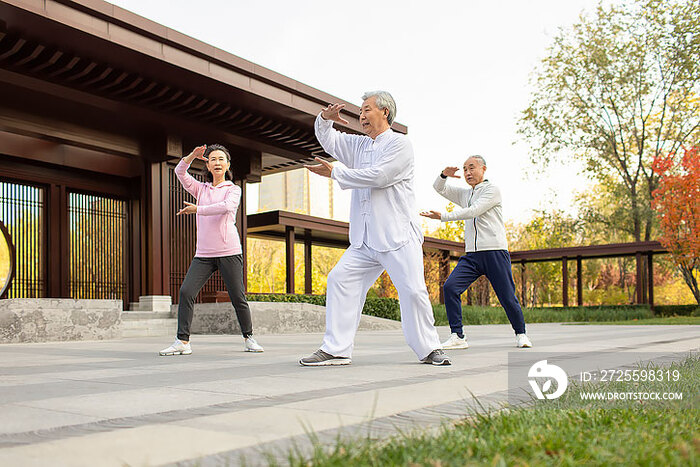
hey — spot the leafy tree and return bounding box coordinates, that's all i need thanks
[652,145,700,303]
[246,238,286,293]
[576,179,648,244]
[508,210,584,306]
[519,0,700,241]
[430,203,465,243]
[246,238,346,295]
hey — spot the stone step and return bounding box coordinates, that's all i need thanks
[121,317,176,338]
[122,311,174,320]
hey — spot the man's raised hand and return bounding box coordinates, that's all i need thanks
[441,166,460,178]
[321,103,350,125]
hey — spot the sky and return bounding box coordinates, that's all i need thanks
[109,0,599,229]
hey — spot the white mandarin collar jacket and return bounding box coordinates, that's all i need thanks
[315,114,423,251]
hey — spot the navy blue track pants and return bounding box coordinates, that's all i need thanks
[443,250,526,335]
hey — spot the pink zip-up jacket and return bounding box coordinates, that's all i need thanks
[175,159,242,257]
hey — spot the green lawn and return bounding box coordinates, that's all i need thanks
[432,304,657,326]
[571,316,700,325]
[282,356,700,466]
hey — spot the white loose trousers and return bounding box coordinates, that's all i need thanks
[320,237,441,361]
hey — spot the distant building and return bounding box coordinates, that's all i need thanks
[258,167,349,221]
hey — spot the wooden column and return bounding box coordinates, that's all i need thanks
[47,184,69,297]
[304,230,312,294]
[562,256,569,307]
[576,256,583,306]
[641,256,648,303]
[520,260,527,306]
[229,146,260,291]
[285,226,295,294]
[647,252,654,310]
[160,162,170,297]
[439,250,450,305]
[635,252,643,304]
[143,161,169,296]
[129,192,141,304]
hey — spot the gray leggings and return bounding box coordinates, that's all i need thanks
[177,255,253,341]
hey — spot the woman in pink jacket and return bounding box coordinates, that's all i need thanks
[160,144,263,356]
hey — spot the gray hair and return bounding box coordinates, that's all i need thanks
[361,90,397,125]
[466,155,487,167]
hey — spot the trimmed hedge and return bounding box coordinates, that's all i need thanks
[247,293,326,306]
[432,304,655,326]
[362,297,401,320]
[653,304,700,317]
[247,293,400,320]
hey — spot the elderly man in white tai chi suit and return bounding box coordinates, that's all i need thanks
[300,91,450,366]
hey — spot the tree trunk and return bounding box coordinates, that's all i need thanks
[679,263,700,304]
[630,194,642,242]
[644,176,658,242]
[475,276,491,306]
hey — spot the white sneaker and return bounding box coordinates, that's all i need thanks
[244,336,264,352]
[441,333,469,349]
[159,339,192,356]
[516,334,532,348]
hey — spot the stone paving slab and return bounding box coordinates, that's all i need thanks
[0,323,698,466]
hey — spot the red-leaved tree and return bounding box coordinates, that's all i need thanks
[651,146,700,303]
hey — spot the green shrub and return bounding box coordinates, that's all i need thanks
[432,304,654,325]
[362,297,401,320]
[653,304,700,317]
[247,293,326,306]
[247,294,400,320]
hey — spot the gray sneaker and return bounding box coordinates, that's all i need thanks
[299,349,351,366]
[421,349,452,365]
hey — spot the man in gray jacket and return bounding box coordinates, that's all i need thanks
[420,155,532,349]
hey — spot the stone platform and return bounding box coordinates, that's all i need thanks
[0,299,121,344]
[1,298,400,343]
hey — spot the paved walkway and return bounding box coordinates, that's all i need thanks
[0,323,698,466]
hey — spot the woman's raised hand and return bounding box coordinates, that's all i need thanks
[185,145,207,163]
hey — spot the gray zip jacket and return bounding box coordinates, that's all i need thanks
[433,175,508,252]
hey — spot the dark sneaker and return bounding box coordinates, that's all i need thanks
[299,349,351,366]
[421,349,451,365]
